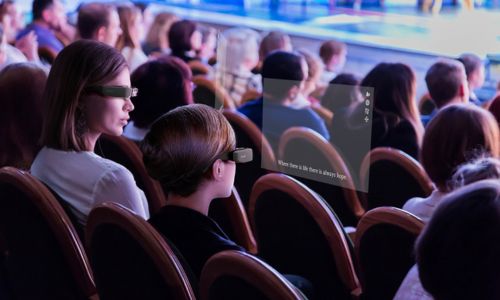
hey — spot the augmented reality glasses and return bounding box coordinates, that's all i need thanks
[86,86,138,98]
[219,148,253,163]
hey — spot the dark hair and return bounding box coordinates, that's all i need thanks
[77,3,114,39]
[168,20,196,54]
[130,56,193,129]
[32,0,54,21]
[425,59,467,108]
[40,40,127,151]
[116,5,141,49]
[319,39,346,63]
[0,63,47,169]
[457,53,483,79]
[416,180,500,300]
[261,51,305,101]
[321,73,360,112]
[489,95,500,124]
[422,104,500,191]
[141,104,236,197]
[361,62,423,143]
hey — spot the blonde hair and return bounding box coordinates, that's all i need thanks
[219,27,259,73]
[116,5,142,50]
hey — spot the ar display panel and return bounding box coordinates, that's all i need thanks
[261,78,374,193]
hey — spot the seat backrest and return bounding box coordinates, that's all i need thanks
[360,147,434,209]
[209,187,257,254]
[96,134,167,214]
[188,60,211,76]
[86,202,196,300]
[192,75,235,109]
[249,173,361,300]
[200,250,306,300]
[222,109,276,208]
[279,127,364,227]
[355,207,424,300]
[0,167,96,300]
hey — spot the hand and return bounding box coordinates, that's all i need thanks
[15,31,39,61]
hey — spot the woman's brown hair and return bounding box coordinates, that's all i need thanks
[0,63,47,169]
[144,12,178,51]
[116,5,142,50]
[422,104,500,191]
[40,39,127,151]
[141,104,236,197]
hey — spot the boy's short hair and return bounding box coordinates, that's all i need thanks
[319,39,346,64]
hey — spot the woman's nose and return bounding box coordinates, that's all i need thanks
[124,98,134,112]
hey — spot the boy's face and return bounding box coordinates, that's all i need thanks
[328,49,347,72]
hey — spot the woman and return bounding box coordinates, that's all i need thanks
[31,40,149,226]
[0,63,46,169]
[142,104,249,278]
[168,19,202,63]
[403,104,500,222]
[142,12,178,56]
[117,5,148,72]
[360,63,424,159]
[123,55,193,142]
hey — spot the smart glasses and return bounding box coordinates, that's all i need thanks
[219,148,253,163]
[86,86,138,98]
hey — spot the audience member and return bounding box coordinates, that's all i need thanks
[238,51,329,151]
[359,62,424,159]
[403,104,500,222]
[142,12,178,56]
[458,53,485,105]
[77,3,122,47]
[31,40,149,226]
[123,56,193,142]
[143,104,247,278]
[17,0,71,53]
[422,58,469,126]
[489,94,500,125]
[0,63,46,169]
[196,25,217,64]
[215,27,261,106]
[417,180,500,300]
[319,39,347,84]
[168,19,202,63]
[291,48,324,108]
[255,30,292,73]
[0,0,23,43]
[117,5,148,72]
[321,73,360,114]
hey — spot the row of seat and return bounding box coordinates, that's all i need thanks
[0,166,424,300]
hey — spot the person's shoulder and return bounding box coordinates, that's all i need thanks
[238,97,263,111]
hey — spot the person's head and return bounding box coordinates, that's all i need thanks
[77,3,122,47]
[0,63,47,169]
[41,40,132,152]
[361,62,423,141]
[220,27,259,72]
[425,59,469,109]
[297,48,324,97]
[422,104,500,192]
[458,53,485,91]
[141,104,236,199]
[489,95,500,125]
[130,56,193,129]
[32,0,66,30]
[261,51,306,104]
[116,5,143,50]
[258,31,292,62]
[321,73,361,112]
[197,25,217,61]
[416,180,500,300]
[144,12,178,51]
[319,39,347,73]
[449,156,500,190]
[168,20,201,54]
[0,25,5,66]
[0,0,22,42]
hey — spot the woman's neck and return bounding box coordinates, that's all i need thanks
[167,187,214,216]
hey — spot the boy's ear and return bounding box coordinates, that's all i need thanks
[211,159,224,181]
[96,26,107,42]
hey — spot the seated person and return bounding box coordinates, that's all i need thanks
[31,40,149,226]
[403,104,500,222]
[457,53,485,105]
[77,3,122,48]
[116,5,148,72]
[421,58,469,126]
[142,104,249,278]
[142,12,178,56]
[238,51,329,152]
[123,56,193,142]
[168,20,202,64]
[318,39,347,85]
[254,30,292,73]
[215,27,262,107]
[290,49,324,108]
[394,157,500,300]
